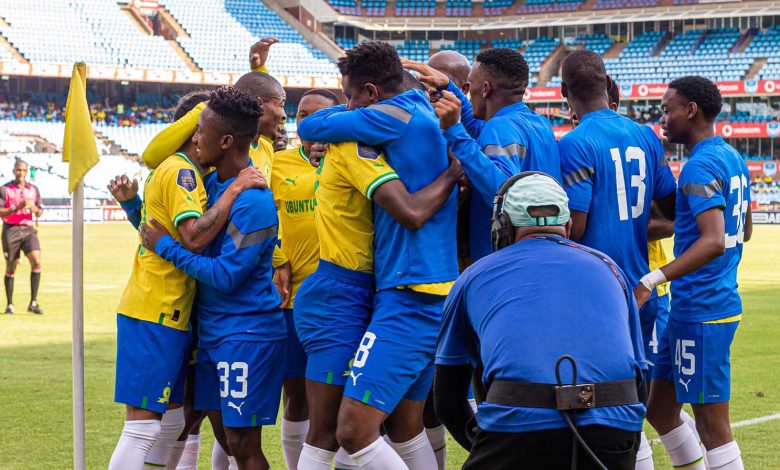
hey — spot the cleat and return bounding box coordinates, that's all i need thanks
[27,303,43,315]
[5,304,14,314]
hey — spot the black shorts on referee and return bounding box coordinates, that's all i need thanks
[2,224,40,263]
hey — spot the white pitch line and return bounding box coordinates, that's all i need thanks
[651,412,780,445]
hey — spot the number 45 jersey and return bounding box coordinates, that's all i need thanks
[559,109,677,290]
[672,136,750,322]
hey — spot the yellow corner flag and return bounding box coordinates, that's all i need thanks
[63,62,99,194]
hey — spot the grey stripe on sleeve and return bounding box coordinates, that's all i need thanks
[227,222,278,249]
[482,143,527,158]
[563,167,595,187]
[681,179,723,198]
[367,103,412,123]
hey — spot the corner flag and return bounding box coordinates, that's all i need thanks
[63,62,99,193]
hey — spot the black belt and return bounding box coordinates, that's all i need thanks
[486,379,639,411]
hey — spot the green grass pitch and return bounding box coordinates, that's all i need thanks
[0,223,778,469]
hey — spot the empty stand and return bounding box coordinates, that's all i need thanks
[519,0,585,15]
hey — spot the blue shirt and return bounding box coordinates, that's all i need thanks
[297,91,459,289]
[436,236,646,433]
[559,109,677,290]
[672,136,750,322]
[155,170,285,348]
[445,82,562,261]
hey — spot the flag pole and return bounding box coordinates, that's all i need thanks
[72,180,86,470]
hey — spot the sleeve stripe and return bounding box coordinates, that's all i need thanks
[482,143,527,158]
[172,210,202,227]
[681,179,723,198]
[227,222,278,249]
[366,172,400,200]
[563,166,595,187]
[367,103,412,124]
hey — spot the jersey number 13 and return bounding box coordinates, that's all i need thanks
[610,147,646,221]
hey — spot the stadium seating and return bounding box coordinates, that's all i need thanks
[594,0,658,9]
[328,0,361,15]
[439,40,487,63]
[742,26,780,59]
[519,0,585,15]
[362,0,388,16]
[483,0,515,15]
[522,37,560,86]
[395,0,436,16]
[163,0,337,76]
[0,0,188,70]
[570,33,615,55]
[95,123,169,157]
[395,40,431,61]
[446,0,473,17]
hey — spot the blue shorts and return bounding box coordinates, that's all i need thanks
[639,293,671,379]
[294,260,374,386]
[343,289,443,414]
[652,317,739,404]
[114,314,190,413]
[194,340,285,427]
[284,308,307,379]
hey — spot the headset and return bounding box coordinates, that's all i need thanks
[490,171,560,252]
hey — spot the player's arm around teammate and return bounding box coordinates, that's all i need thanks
[638,77,751,470]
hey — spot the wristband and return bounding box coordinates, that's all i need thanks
[640,269,667,291]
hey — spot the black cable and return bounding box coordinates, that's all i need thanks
[555,355,608,470]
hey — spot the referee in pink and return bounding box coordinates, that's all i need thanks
[0,159,43,314]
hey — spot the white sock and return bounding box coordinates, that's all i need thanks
[467,398,477,414]
[281,418,309,470]
[659,423,706,469]
[635,431,654,470]
[144,407,186,468]
[212,438,230,470]
[166,439,186,469]
[389,431,435,470]
[350,437,408,470]
[174,434,200,469]
[228,455,238,470]
[680,410,709,468]
[707,441,743,470]
[425,426,446,470]
[298,443,335,470]
[335,447,360,470]
[109,420,162,470]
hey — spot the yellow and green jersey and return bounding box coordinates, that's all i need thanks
[314,142,398,273]
[648,240,669,297]
[271,146,319,307]
[117,152,207,331]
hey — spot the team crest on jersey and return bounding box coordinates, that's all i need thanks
[357,143,381,160]
[177,168,197,192]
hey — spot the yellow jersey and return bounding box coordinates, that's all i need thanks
[648,240,670,297]
[117,152,207,331]
[315,142,399,273]
[271,146,319,306]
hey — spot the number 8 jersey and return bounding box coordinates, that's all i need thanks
[672,136,750,322]
[559,109,677,290]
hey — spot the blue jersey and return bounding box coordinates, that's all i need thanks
[445,82,562,261]
[672,136,750,322]
[155,170,285,348]
[436,236,646,433]
[297,91,459,289]
[559,109,677,289]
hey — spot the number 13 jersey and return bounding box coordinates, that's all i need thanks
[559,109,677,290]
[672,136,750,322]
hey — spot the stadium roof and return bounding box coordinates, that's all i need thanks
[327,0,780,31]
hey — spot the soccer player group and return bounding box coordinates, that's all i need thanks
[106,38,751,470]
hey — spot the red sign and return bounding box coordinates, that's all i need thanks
[102,206,129,222]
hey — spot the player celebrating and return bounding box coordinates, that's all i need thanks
[405,49,561,263]
[141,86,284,470]
[0,158,44,314]
[636,76,751,470]
[269,88,340,469]
[297,41,459,470]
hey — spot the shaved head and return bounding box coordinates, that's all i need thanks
[234,72,285,101]
[427,50,471,88]
[561,50,608,103]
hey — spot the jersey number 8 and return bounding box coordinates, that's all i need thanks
[610,147,646,221]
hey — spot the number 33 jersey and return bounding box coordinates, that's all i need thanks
[672,136,750,322]
[559,109,677,289]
